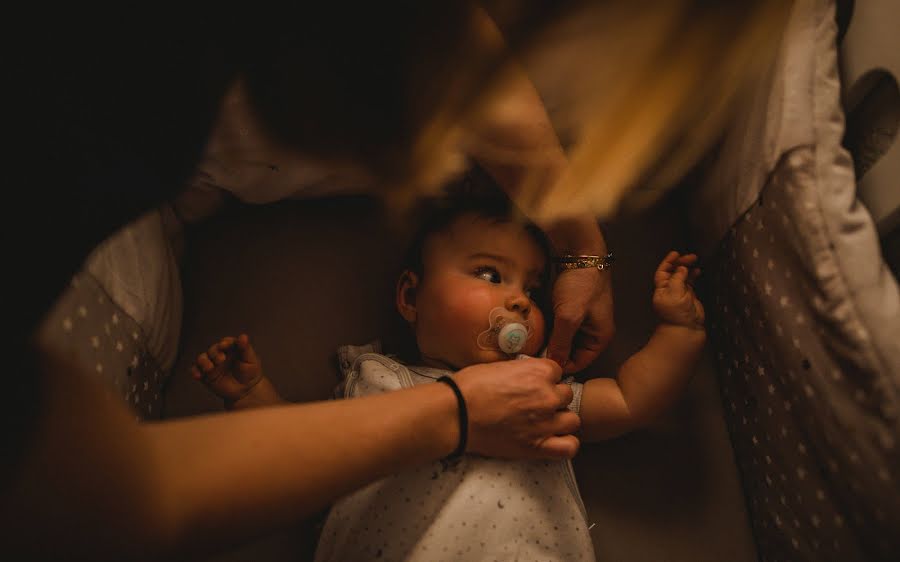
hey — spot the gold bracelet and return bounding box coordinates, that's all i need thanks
[555,252,615,271]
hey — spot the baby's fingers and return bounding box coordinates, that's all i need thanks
[196,352,216,378]
[670,265,689,293]
[208,335,240,364]
[207,342,228,366]
[674,253,699,266]
[236,334,260,365]
[659,251,680,269]
[655,251,679,285]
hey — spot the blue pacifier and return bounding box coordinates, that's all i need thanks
[477,307,534,355]
[498,322,529,354]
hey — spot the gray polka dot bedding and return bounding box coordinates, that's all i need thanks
[705,148,899,561]
[692,0,899,558]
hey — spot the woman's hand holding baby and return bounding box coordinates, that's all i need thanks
[455,358,581,460]
[547,266,614,373]
[544,216,615,374]
[191,334,284,409]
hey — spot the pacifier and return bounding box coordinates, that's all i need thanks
[477,307,534,355]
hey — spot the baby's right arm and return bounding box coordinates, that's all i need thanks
[192,334,284,410]
[578,252,706,441]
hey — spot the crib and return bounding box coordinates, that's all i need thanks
[37,1,898,560]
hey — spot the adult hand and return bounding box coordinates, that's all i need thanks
[546,266,615,373]
[459,10,616,373]
[454,358,580,459]
[543,215,615,373]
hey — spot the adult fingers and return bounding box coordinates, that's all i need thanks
[566,304,613,373]
[546,308,582,369]
[542,410,581,435]
[554,383,574,409]
[547,267,606,369]
[532,434,580,460]
[566,344,602,374]
[531,357,564,384]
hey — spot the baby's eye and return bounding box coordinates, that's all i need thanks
[474,267,502,284]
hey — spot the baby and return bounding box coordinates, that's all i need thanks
[193,186,705,561]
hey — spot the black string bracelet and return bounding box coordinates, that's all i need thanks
[437,375,468,460]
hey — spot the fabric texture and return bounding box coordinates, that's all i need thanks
[37,206,182,420]
[314,346,594,562]
[691,0,821,254]
[38,272,167,420]
[85,208,183,372]
[695,1,899,559]
[704,150,899,559]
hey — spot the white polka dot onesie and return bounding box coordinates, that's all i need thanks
[314,344,596,562]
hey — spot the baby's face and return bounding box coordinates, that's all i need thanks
[409,214,547,369]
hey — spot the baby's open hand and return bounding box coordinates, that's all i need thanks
[653,251,705,330]
[191,334,264,404]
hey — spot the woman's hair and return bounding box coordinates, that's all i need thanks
[235,4,494,191]
[235,1,792,221]
[506,0,794,222]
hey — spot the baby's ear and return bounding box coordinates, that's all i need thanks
[396,270,420,323]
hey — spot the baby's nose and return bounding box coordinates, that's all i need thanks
[505,294,531,317]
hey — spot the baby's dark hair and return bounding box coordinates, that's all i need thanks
[402,166,552,282]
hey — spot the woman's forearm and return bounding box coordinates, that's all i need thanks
[2,348,458,561]
[150,385,459,555]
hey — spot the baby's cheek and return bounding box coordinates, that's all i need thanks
[445,303,495,358]
[525,315,547,356]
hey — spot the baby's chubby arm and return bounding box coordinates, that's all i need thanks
[192,334,284,410]
[579,252,706,441]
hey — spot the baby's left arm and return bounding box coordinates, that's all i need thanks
[579,252,706,441]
